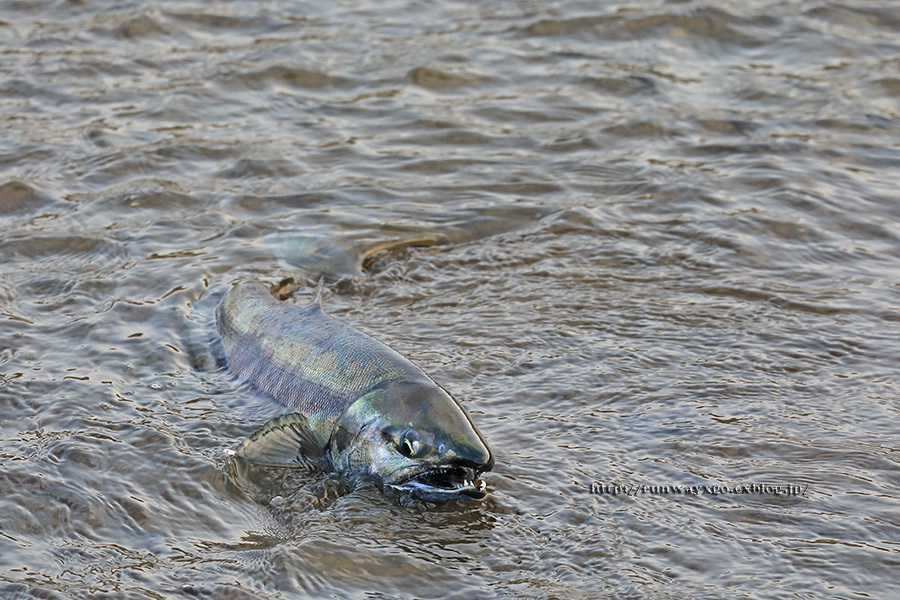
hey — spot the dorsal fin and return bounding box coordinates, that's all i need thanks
[312,275,326,311]
[272,277,300,301]
[272,276,327,312]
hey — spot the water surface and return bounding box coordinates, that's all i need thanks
[1,1,899,598]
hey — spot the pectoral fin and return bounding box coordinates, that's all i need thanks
[235,413,325,469]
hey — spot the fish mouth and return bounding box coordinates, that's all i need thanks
[391,465,487,500]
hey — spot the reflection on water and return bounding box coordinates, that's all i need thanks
[2,0,900,598]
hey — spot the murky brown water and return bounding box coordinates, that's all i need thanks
[2,1,900,598]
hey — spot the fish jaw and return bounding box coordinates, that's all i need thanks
[388,464,489,500]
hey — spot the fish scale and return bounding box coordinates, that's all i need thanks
[216,281,416,420]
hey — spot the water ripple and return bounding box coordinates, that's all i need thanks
[2,0,899,598]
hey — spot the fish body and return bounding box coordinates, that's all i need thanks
[216,281,493,500]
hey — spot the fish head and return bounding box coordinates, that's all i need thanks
[331,380,493,500]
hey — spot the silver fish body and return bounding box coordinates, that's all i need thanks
[216,281,493,500]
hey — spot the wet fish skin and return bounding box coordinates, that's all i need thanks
[217,281,415,420]
[216,281,493,500]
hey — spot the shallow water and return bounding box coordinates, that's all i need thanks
[2,0,900,598]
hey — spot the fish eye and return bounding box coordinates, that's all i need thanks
[398,428,425,458]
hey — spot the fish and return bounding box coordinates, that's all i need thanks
[215,279,493,501]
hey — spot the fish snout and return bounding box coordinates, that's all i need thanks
[443,436,493,475]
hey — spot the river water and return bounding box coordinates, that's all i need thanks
[1,1,899,598]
